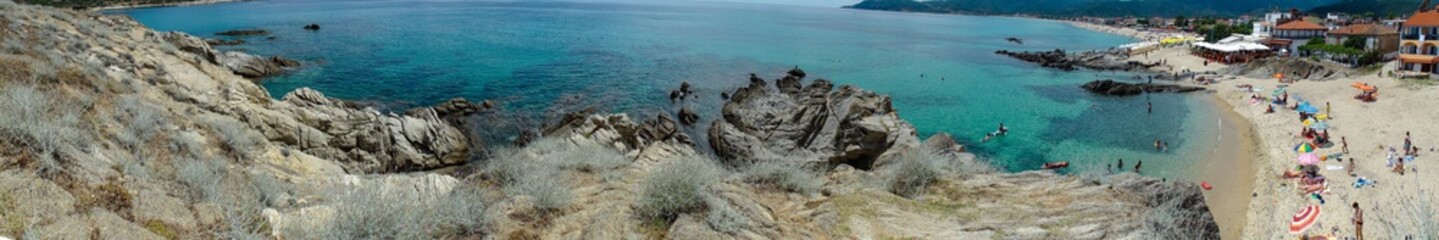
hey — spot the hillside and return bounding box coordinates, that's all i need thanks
[0,1,1217,239]
[846,0,1339,17]
[1308,0,1424,17]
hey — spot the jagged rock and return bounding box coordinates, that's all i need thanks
[995,49,1158,71]
[677,107,700,126]
[1081,79,1205,96]
[303,24,321,31]
[215,29,269,36]
[270,88,473,173]
[163,32,300,78]
[708,70,919,170]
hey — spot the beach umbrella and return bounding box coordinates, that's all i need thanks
[1294,142,1316,153]
[1297,153,1321,165]
[1297,104,1320,114]
[1309,121,1329,130]
[1303,118,1315,126]
[1289,205,1322,234]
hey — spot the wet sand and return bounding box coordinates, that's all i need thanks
[1182,94,1259,240]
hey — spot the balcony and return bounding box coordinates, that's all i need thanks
[1402,34,1439,40]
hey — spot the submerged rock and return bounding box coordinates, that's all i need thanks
[1081,79,1205,96]
[303,24,321,31]
[215,29,269,36]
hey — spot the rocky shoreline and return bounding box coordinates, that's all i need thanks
[996,49,1159,72]
[1081,79,1206,96]
[0,2,1218,239]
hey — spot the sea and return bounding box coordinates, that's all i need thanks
[110,0,1233,177]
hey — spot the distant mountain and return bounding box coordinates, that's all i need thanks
[846,0,1341,17]
[16,0,199,9]
[1308,0,1423,17]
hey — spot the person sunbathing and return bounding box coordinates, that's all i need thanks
[1283,170,1304,179]
[1300,181,1327,194]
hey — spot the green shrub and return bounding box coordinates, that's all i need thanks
[740,161,822,194]
[636,157,721,221]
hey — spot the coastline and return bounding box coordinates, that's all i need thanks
[88,0,246,11]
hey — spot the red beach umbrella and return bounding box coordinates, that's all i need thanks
[1289,205,1321,234]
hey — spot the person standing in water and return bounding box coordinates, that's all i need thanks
[1117,159,1124,171]
[1134,160,1143,173]
[1147,102,1153,114]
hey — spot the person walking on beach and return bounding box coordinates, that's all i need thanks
[1341,137,1349,154]
[1325,102,1331,116]
[1352,202,1365,240]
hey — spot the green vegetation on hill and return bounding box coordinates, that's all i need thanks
[846,0,1340,17]
[1308,0,1423,18]
[15,0,195,9]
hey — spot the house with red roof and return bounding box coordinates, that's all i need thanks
[1327,23,1399,53]
[1400,0,1439,73]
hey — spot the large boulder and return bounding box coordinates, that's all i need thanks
[708,69,919,170]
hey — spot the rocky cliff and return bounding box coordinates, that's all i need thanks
[0,2,1217,239]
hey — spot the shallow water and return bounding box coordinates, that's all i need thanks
[112,0,1228,175]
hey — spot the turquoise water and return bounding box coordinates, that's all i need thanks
[112,0,1227,175]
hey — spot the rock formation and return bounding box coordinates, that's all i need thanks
[996,49,1159,71]
[163,32,300,78]
[1081,79,1206,96]
[0,2,1218,239]
[708,69,919,169]
[303,24,320,31]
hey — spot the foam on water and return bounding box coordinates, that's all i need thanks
[112,0,1227,176]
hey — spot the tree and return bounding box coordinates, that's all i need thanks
[1176,15,1189,27]
[1343,36,1368,50]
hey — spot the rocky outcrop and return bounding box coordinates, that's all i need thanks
[270,88,486,173]
[1081,79,1205,96]
[215,29,268,36]
[677,107,699,126]
[303,24,320,31]
[164,32,300,78]
[204,38,244,46]
[708,69,919,169]
[995,49,1158,71]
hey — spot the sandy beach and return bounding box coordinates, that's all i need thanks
[1136,46,1439,239]
[1063,20,1178,42]
[88,0,246,11]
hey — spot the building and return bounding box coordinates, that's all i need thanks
[1327,23,1400,53]
[1271,20,1329,54]
[1252,11,1294,37]
[1400,0,1439,73]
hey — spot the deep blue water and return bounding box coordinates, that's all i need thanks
[112,0,1228,175]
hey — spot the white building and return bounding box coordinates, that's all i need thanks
[1252,11,1293,37]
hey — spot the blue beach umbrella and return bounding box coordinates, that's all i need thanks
[1309,121,1329,130]
[1296,102,1319,114]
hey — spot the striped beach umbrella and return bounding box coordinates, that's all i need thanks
[1294,142,1316,153]
[1289,205,1321,234]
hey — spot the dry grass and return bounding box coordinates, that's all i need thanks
[740,160,823,195]
[636,156,722,222]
